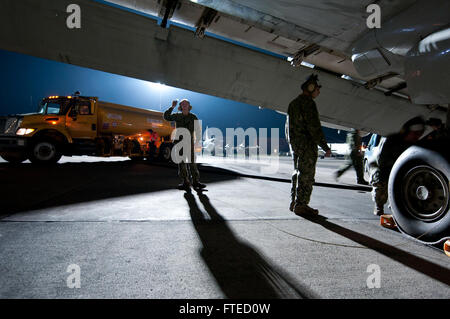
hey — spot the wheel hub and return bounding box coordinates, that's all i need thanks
[402,165,449,221]
[34,142,55,161]
[416,186,429,201]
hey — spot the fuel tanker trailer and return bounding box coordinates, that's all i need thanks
[0,93,176,164]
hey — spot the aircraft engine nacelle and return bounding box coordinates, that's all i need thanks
[351,42,404,79]
[350,0,449,104]
[404,28,450,105]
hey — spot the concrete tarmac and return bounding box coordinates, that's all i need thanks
[0,156,448,298]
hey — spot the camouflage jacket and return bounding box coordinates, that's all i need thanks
[164,107,201,143]
[286,94,330,152]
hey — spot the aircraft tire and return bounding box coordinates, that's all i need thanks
[388,146,450,244]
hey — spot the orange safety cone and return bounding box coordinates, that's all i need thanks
[380,214,397,230]
[444,240,450,257]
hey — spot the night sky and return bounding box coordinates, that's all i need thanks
[0,49,346,144]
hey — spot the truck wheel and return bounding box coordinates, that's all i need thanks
[29,139,62,164]
[158,143,173,162]
[129,140,144,161]
[1,153,28,164]
[388,146,449,243]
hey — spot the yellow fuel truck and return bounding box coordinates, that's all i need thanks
[0,93,175,164]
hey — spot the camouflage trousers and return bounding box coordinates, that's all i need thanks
[290,145,317,205]
[179,162,200,183]
[370,168,388,211]
[336,151,364,181]
[177,142,200,183]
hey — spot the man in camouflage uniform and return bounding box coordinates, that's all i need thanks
[286,74,331,216]
[335,129,368,185]
[164,99,206,190]
[370,116,425,216]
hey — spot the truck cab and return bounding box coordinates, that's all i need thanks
[0,95,96,163]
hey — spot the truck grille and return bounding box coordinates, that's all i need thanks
[0,117,22,135]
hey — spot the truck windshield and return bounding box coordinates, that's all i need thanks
[37,100,71,115]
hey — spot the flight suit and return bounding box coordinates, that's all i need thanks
[164,107,201,183]
[286,94,330,205]
[336,129,365,182]
[370,133,411,213]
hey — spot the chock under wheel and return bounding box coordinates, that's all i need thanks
[380,214,397,230]
[444,240,450,257]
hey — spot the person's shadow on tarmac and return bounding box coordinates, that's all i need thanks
[183,191,317,299]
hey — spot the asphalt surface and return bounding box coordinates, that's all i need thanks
[0,155,449,299]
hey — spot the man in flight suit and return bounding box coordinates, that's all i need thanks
[335,129,369,185]
[286,74,331,216]
[164,99,206,190]
[370,116,425,216]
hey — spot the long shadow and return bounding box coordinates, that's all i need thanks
[184,192,318,299]
[200,167,372,192]
[0,160,237,217]
[153,161,372,192]
[301,215,450,286]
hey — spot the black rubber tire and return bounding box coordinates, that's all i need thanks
[29,139,62,164]
[129,140,144,161]
[388,146,449,243]
[1,153,28,164]
[158,143,173,163]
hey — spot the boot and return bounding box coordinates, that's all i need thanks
[192,181,207,189]
[177,179,191,190]
[373,207,384,216]
[334,171,341,182]
[357,179,369,185]
[289,201,295,212]
[294,204,319,216]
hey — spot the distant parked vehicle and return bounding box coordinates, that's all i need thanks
[318,148,325,159]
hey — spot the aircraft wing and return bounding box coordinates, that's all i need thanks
[0,0,448,135]
[109,0,415,95]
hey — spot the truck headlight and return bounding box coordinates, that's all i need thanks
[16,128,35,135]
